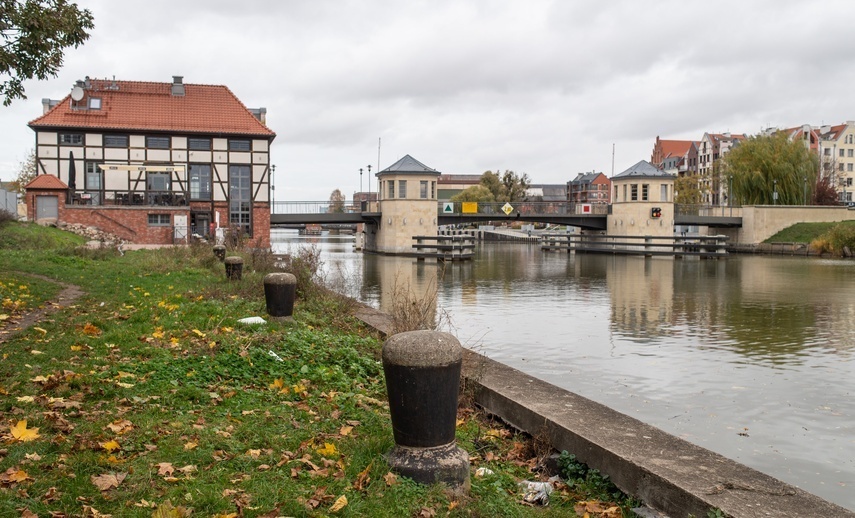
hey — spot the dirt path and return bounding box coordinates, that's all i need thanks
[0,273,85,343]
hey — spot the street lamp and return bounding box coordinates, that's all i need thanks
[803,176,807,206]
[359,168,363,194]
[271,164,276,207]
[367,165,372,208]
[773,179,778,205]
[728,174,733,216]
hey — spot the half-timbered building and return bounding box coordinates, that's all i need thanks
[26,76,275,246]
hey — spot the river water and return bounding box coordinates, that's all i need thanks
[272,229,855,510]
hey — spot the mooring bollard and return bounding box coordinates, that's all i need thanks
[213,244,226,262]
[382,330,470,494]
[263,272,296,320]
[224,256,244,281]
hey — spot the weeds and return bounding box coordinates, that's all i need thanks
[810,222,855,257]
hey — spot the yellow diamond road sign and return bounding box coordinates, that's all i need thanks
[502,202,514,215]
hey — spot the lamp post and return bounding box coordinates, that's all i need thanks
[367,165,372,210]
[728,174,733,216]
[359,168,363,194]
[271,164,276,208]
[773,179,778,205]
[803,176,807,206]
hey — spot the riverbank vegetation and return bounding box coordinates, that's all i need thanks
[765,220,855,257]
[0,220,638,517]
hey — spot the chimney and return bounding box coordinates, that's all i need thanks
[42,98,53,114]
[171,76,185,97]
[250,107,267,124]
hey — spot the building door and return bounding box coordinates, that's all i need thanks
[36,195,58,221]
[192,212,210,237]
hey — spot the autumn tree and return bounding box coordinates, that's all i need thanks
[674,174,703,205]
[10,148,36,193]
[450,185,495,203]
[722,132,819,205]
[1,0,94,106]
[328,188,345,213]
[478,170,530,202]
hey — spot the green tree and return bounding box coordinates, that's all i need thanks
[328,188,345,213]
[1,0,94,106]
[674,174,703,205]
[722,133,819,205]
[450,184,495,203]
[478,169,530,202]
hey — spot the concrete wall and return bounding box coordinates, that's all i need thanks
[608,202,675,238]
[715,206,854,244]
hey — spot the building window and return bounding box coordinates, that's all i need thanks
[188,138,212,151]
[84,161,102,205]
[849,149,854,158]
[642,184,649,201]
[825,148,831,156]
[840,163,845,171]
[104,135,128,148]
[189,164,212,200]
[848,178,854,187]
[228,139,251,151]
[420,180,428,199]
[614,185,618,201]
[398,180,407,199]
[60,133,83,145]
[631,184,638,201]
[849,163,854,172]
[229,165,252,235]
[431,181,436,199]
[148,214,171,226]
[147,172,171,204]
[146,136,170,149]
[88,97,101,110]
[387,180,395,199]
[840,149,846,158]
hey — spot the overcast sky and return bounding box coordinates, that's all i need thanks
[4,0,855,200]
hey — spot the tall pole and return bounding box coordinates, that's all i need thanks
[729,174,733,216]
[803,176,807,206]
[359,168,363,194]
[271,164,276,208]
[773,179,778,205]
[367,165,372,209]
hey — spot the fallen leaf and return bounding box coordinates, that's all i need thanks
[339,425,353,437]
[151,500,192,517]
[192,329,206,338]
[10,420,40,442]
[384,471,398,486]
[33,327,47,334]
[101,440,120,453]
[353,462,372,491]
[0,467,31,484]
[16,396,35,403]
[157,463,175,476]
[183,441,198,450]
[106,419,134,434]
[329,495,348,513]
[82,323,101,336]
[316,442,337,457]
[91,472,127,491]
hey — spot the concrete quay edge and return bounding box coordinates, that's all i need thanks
[353,304,853,517]
[462,350,852,518]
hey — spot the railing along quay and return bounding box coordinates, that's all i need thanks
[541,233,728,258]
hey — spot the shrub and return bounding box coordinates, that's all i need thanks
[811,223,855,257]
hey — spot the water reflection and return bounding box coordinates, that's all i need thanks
[271,230,855,510]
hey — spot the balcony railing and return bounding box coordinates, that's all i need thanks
[67,189,195,207]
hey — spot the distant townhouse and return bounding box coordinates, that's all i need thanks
[25,75,276,245]
[650,137,698,176]
[818,122,855,203]
[436,174,482,201]
[697,132,746,205]
[567,172,611,205]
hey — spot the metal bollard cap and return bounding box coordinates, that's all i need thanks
[224,256,244,264]
[383,330,462,368]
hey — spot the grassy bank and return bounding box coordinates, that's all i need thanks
[0,222,637,517]
[765,220,855,244]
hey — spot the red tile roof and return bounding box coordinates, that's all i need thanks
[25,174,68,190]
[29,78,275,138]
[658,139,695,158]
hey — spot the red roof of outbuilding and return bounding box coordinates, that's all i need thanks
[29,78,275,138]
[25,174,68,190]
[658,139,695,158]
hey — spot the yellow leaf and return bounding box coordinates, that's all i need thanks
[30,350,44,355]
[339,425,354,437]
[329,495,348,513]
[33,327,47,334]
[101,440,121,453]
[221,326,233,333]
[192,329,206,337]
[456,418,465,427]
[16,396,35,403]
[269,378,284,390]
[70,345,84,351]
[10,420,40,442]
[316,442,337,457]
[152,331,165,339]
[82,323,101,336]
[184,441,198,450]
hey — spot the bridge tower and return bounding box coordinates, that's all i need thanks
[366,155,440,255]
[608,160,675,237]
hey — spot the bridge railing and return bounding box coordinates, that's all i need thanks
[271,201,366,214]
[675,204,742,217]
[438,201,610,215]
